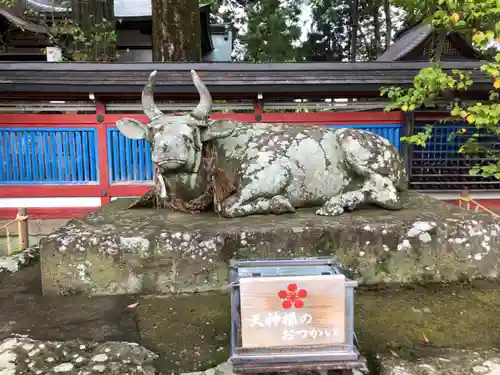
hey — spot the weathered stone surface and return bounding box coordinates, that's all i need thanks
[0,335,157,375]
[40,191,500,296]
[379,349,500,375]
[0,245,39,274]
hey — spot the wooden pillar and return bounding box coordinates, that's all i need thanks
[253,99,263,122]
[96,101,111,206]
[17,208,29,251]
[402,111,414,183]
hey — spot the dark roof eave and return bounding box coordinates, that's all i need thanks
[0,61,488,72]
[0,61,492,96]
[0,83,492,96]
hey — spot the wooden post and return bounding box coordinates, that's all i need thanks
[402,111,415,184]
[17,208,29,251]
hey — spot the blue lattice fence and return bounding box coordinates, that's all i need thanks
[411,123,500,190]
[327,123,403,152]
[107,128,154,183]
[107,124,404,183]
[0,124,405,186]
[0,128,99,185]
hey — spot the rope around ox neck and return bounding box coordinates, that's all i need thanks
[130,141,236,214]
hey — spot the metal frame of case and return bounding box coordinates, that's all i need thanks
[228,257,366,374]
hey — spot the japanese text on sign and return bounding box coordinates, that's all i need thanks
[239,275,346,348]
[248,311,339,341]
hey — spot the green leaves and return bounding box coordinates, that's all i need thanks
[380,66,474,113]
[400,125,433,147]
[243,0,302,62]
[383,0,500,178]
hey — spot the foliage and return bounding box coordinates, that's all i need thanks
[381,0,500,178]
[0,0,116,62]
[298,0,350,61]
[241,0,301,62]
[400,124,433,147]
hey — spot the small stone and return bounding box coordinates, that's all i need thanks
[53,362,74,372]
[397,239,411,251]
[93,364,107,372]
[472,365,488,373]
[92,353,108,362]
[418,232,432,243]
[417,363,436,373]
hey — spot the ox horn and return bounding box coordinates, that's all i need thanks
[190,70,213,122]
[141,70,164,121]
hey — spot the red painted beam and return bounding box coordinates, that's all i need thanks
[443,199,500,209]
[104,114,149,124]
[0,185,168,199]
[0,185,102,198]
[0,207,99,220]
[103,112,402,125]
[0,114,99,125]
[109,185,152,197]
[259,111,402,124]
[103,113,256,125]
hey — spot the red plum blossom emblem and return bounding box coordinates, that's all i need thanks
[278,283,308,309]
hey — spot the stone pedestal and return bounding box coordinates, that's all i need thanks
[40,191,500,296]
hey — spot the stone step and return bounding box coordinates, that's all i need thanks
[39,192,500,297]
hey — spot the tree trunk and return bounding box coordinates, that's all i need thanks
[350,0,358,62]
[71,0,116,62]
[152,0,201,62]
[383,0,391,49]
[373,1,380,58]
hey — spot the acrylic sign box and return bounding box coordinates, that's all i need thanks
[228,257,364,374]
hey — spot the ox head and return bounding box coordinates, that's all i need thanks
[116,70,236,173]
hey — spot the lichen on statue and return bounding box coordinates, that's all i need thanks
[115,69,409,218]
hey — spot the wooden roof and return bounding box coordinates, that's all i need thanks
[0,61,491,99]
[378,22,481,61]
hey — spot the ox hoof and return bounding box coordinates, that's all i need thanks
[316,205,344,216]
[270,195,295,215]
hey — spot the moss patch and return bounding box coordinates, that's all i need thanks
[355,280,500,360]
[135,281,500,374]
[136,292,230,374]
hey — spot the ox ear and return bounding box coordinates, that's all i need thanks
[200,119,237,142]
[116,118,151,140]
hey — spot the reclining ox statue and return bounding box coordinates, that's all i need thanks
[116,70,408,218]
